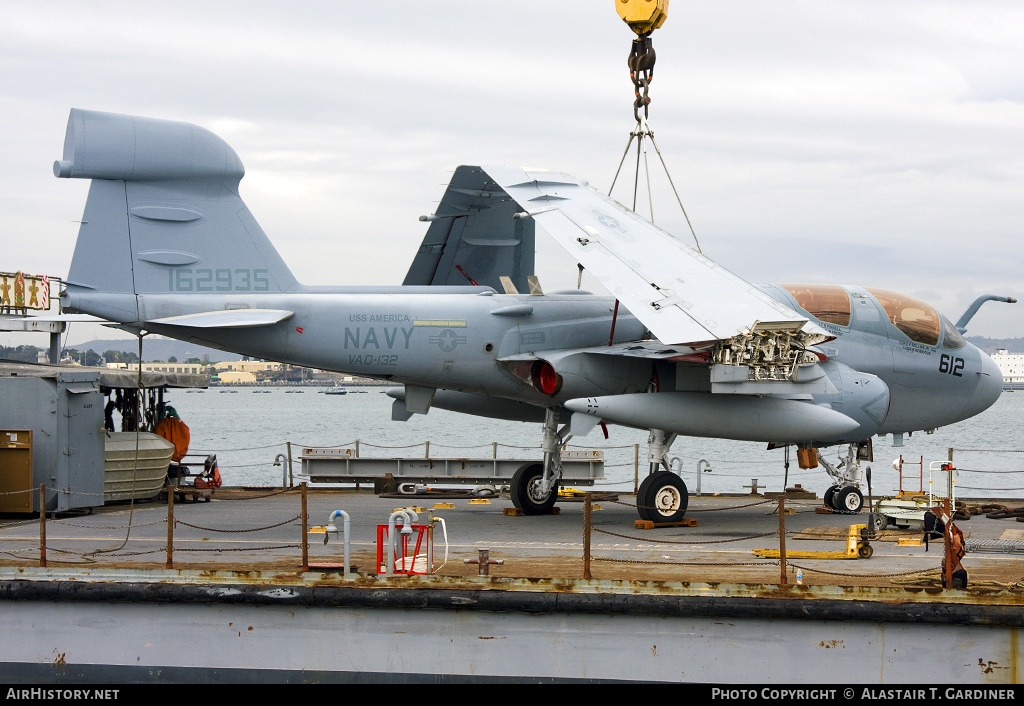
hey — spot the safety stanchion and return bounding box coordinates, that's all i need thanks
[778,497,787,585]
[166,483,175,569]
[583,492,593,579]
[38,485,46,568]
[301,482,309,571]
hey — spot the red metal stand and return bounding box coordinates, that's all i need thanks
[376,524,432,575]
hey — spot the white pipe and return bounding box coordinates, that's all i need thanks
[274,454,287,488]
[325,510,351,578]
[434,516,448,572]
[386,510,412,576]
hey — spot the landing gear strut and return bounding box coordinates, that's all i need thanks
[819,443,869,514]
[509,408,570,515]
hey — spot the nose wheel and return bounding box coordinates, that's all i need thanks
[824,485,864,513]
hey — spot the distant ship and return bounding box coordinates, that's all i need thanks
[325,386,348,395]
[993,349,1024,391]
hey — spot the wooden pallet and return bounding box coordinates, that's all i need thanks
[633,518,698,530]
[504,507,561,517]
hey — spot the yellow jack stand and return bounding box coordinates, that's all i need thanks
[754,524,873,559]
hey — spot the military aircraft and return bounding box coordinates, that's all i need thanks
[52,109,1010,521]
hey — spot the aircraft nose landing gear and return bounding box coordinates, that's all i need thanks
[819,443,870,514]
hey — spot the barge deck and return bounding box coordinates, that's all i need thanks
[1,488,1022,683]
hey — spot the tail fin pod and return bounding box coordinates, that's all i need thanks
[57,109,297,320]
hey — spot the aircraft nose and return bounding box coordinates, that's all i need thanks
[962,351,1003,418]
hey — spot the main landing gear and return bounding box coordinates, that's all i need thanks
[508,416,691,523]
[635,429,688,523]
[510,408,569,515]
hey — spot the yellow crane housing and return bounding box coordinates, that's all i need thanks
[616,0,669,35]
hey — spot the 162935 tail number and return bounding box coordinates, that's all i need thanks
[167,268,270,292]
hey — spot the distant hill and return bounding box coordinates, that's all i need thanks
[66,337,244,363]
[966,337,1024,354]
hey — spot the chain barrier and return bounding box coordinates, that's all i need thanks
[359,442,427,449]
[212,487,298,501]
[610,497,776,513]
[956,468,1024,474]
[189,442,288,452]
[171,544,301,554]
[174,515,300,533]
[290,441,358,450]
[593,557,778,568]
[959,485,1024,492]
[594,526,779,545]
[58,519,167,530]
[787,562,942,580]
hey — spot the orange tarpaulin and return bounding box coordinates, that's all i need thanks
[155,417,190,462]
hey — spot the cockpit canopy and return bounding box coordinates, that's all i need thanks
[865,288,940,346]
[781,284,964,350]
[780,284,851,326]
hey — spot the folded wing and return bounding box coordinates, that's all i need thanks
[480,165,826,346]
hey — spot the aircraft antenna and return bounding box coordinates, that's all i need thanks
[610,0,703,255]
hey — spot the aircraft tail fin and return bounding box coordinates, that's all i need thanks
[402,165,535,294]
[57,109,298,322]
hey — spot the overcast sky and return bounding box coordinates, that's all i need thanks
[2,0,1021,346]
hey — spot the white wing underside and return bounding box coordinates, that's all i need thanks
[482,166,824,346]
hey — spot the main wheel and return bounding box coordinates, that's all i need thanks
[836,487,864,513]
[823,486,838,509]
[510,463,557,515]
[637,471,689,523]
[636,469,659,500]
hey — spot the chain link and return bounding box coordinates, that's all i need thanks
[174,515,300,533]
[788,563,942,579]
[594,526,779,545]
[594,556,777,568]
[627,34,656,122]
[611,497,776,513]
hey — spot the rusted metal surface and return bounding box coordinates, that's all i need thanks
[2,564,1022,682]
[464,549,503,576]
[2,566,1023,616]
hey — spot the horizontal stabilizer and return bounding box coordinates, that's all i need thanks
[0,314,105,324]
[146,309,294,329]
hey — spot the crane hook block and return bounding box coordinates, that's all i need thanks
[616,0,669,36]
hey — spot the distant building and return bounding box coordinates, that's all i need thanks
[993,349,1024,390]
[106,362,207,375]
[217,371,258,384]
[215,361,282,373]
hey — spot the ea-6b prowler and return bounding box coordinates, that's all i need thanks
[54,109,1010,521]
